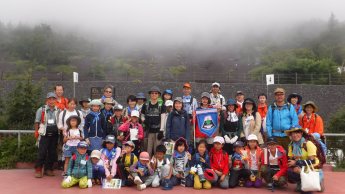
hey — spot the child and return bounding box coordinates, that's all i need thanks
[208,136,229,189]
[159,100,173,141]
[61,141,93,189]
[111,104,125,141]
[79,97,91,119]
[130,151,155,190]
[169,137,193,187]
[117,141,138,186]
[101,135,121,181]
[84,99,106,152]
[150,145,172,189]
[123,95,138,120]
[229,141,251,188]
[261,137,288,190]
[166,97,190,143]
[162,89,173,102]
[257,93,268,142]
[135,92,146,113]
[63,115,83,176]
[118,110,144,156]
[90,150,105,185]
[220,98,240,155]
[190,140,211,189]
[244,134,263,188]
[101,98,115,138]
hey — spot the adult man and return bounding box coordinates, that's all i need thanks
[266,88,299,150]
[209,82,226,110]
[141,86,165,156]
[54,84,68,110]
[235,91,245,114]
[34,92,60,178]
[182,82,198,118]
[100,84,118,105]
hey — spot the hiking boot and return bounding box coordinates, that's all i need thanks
[45,170,55,176]
[34,168,43,178]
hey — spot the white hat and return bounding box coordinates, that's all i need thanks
[131,110,140,118]
[213,136,224,144]
[165,100,173,107]
[212,82,220,87]
[89,99,104,108]
[90,150,101,159]
[247,134,258,141]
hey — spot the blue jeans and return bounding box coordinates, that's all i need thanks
[92,165,105,179]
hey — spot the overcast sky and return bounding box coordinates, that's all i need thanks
[1,0,345,47]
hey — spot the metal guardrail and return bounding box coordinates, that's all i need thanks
[0,130,35,148]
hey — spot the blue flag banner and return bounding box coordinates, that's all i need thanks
[196,108,218,137]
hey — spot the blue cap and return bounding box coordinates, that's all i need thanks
[164,89,173,95]
[77,141,88,148]
[225,98,237,106]
[46,92,57,99]
[136,92,146,99]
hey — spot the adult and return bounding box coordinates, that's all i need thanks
[54,84,69,110]
[286,128,323,194]
[34,92,60,178]
[162,89,173,103]
[57,98,84,133]
[100,85,118,105]
[287,93,303,119]
[136,92,146,113]
[239,98,264,145]
[123,95,138,119]
[141,86,165,156]
[79,97,91,119]
[182,82,198,119]
[209,82,226,110]
[235,91,245,115]
[101,98,115,137]
[266,88,299,150]
[299,101,324,136]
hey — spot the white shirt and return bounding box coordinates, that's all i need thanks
[250,151,258,170]
[57,109,84,131]
[269,148,279,166]
[65,128,82,146]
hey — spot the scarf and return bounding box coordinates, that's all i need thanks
[102,109,113,119]
[90,111,101,125]
[291,137,306,157]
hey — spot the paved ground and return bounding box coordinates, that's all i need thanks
[0,169,345,194]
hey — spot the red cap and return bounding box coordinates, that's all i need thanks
[183,82,191,88]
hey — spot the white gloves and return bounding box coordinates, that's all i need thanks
[230,135,238,144]
[224,135,238,144]
[65,176,72,183]
[87,179,92,188]
[224,135,231,144]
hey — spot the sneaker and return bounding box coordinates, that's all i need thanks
[34,168,43,178]
[134,176,143,185]
[137,184,146,190]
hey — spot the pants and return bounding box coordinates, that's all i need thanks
[61,176,88,189]
[147,133,161,156]
[229,169,251,188]
[275,136,290,151]
[35,134,58,170]
[170,174,194,187]
[92,165,106,180]
[261,166,287,187]
[194,175,212,189]
[152,164,171,187]
[131,172,155,186]
[211,173,229,189]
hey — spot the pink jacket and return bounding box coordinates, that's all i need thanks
[118,122,144,141]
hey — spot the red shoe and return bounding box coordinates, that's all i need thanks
[35,168,43,178]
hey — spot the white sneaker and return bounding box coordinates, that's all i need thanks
[134,176,143,185]
[137,184,146,190]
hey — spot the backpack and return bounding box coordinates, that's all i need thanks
[71,154,89,171]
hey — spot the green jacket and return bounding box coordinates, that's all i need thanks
[67,152,92,179]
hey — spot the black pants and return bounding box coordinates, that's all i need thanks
[35,133,58,170]
[229,169,251,188]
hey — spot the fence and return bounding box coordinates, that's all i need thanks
[2,70,345,85]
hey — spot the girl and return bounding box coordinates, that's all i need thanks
[287,93,303,118]
[257,93,268,142]
[239,98,264,145]
[166,97,190,143]
[101,135,121,181]
[58,98,84,134]
[130,151,154,190]
[62,115,83,176]
[79,98,90,119]
[244,134,263,188]
[123,95,138,120]
[84,99,106,152]
[191,140,211,189]
[162,89,173,103]
[118,110,144,156]
[159,100,173,141]
[102,98,115,139]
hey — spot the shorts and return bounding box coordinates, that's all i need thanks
[63,145,77,158]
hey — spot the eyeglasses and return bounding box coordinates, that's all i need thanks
[105,90,112,93]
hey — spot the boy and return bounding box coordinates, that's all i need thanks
[151,145,171,189]
[61,141,93,189]
[90,150,105,185]
[118,141,138,186]
[229,141,251,188]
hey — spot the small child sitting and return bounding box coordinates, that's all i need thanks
[169,137,193,187]
[101,135,121,181]
[130,151,154,190]
[90,150,105,185]
[190,139,211,189]
[150,145,172,189]
[229,141,251,188]
[61,141,93,189]
[244,134,263,188]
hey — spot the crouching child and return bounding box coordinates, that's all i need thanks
[130,151,155,190]
[150,145,172,189]
[61,141,93,189]
[90,150,105,185]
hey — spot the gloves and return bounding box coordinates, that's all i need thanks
[87,179,92,188]
[65,176,72,183]
[229,135,238,144]
[157,131,164,141]
[224,135,231,144]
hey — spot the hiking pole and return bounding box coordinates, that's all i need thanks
[271,180,275,192]
[193,110,196,149]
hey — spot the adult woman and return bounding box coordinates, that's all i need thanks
[299,101,324,136]
[287,93,303,118]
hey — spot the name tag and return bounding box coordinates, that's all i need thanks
[80,160,87,165]
[48,119,55,124]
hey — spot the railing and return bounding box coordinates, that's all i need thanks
[0,130,35,148]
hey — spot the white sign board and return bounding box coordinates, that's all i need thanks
[73,72,78,83]
[266,74,274,85]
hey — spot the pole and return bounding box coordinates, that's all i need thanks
[73,81,75,97]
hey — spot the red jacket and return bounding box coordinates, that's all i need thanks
[261,145,288,178]
[299,113,324,135]
[244,146,263,170]
[55,96,68,110]
[209,147,229,175]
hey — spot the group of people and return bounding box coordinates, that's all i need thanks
[33,82,326,194]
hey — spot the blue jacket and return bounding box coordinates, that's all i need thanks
[191,152,210,170]
[266,102,299,137]
[84,111,106,139]
[166,110,190,143]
